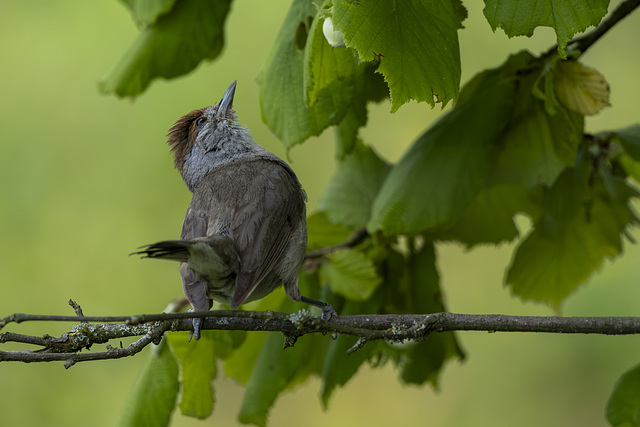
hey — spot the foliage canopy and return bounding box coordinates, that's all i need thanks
[102,1,640,426]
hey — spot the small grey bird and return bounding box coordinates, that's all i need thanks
[135,81,335,340]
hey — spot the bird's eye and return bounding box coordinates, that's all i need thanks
[195,116,206,128]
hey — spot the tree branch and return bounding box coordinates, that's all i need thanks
[3,309,640,366]
[542,0,640,57]
[569,0,640,55]
[304,227,369,260]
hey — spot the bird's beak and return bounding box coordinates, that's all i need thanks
[217,80,237,117]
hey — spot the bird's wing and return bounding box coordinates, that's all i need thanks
[230,160,305,308]
[190,158,305,309]
[179,195,212,311]
[181,206,208,240]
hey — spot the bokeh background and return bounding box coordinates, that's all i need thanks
[1,1,640,426]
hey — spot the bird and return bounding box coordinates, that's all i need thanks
[134,81,335,340]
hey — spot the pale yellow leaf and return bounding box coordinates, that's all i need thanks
[552,60,610,116]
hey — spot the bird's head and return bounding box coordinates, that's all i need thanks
[166,81,257,191]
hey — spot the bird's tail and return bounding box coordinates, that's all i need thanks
[131,240,193,262]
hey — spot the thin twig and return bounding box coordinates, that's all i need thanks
[569,0,640,55]
[305,227,369,260]
[542,0,640,57]
[68,299,85,319]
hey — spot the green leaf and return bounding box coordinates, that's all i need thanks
[237,333,292,427]
[238,334,307,426]
[483,0,608,57]
[223,331,267,386]
[398,336,447,386]
[321,334,378,408]
[209,329,247,360]
[320,298,382,407]
[306,211,354,250]
[335,106,366,158]
[398,243,465,385]
[494,104,565,187]
[237,290,329,426]
[260,0,354,148]
[303,12,359,107]
[118,339,179,427]
[318,141,391,228]
[333,0,466,111]
[321,248,382,300]
[119,0,176,27]
[607,363,640,427]
[532,55,562,115]
[490,64,584,187]
[369,56,517,235]
[506,166,637,307]
[377,247,411,312]
[436,184,542,247]
[261,0,390,149]
[619,154,640,183]
[237,327,325,425]
[167,331,217,419]
[615,124,640,161]
[334,65,389,158]
[405,242,442,312]
[100,0,231,97]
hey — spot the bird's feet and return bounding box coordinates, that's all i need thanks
[321,303,337,321]
[188,309,202,341]
[299,295,336,321]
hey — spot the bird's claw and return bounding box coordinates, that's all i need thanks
[321,304,337,321]
[188,309,202,341]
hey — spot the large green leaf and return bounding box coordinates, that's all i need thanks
[436,184,542,247]
[118,339,180,427]
[306,211,354,250]
[493,101,566,187]
[303,10,387,155]
[318,141,391,228]
[369,56,518,235]
[237,292,328,426]
[223,331,268,386]
[506,166,638,307]
[607,363,640,427]
[261,0,391,149]
[397,243,465,386]
[322,248,382,300]
[100,0,231,97]
[334,106,366,158]
[303,11,359,107]
[259,0,355,148]
[614,124,640,161]
[483,0,609,57]
[119,0,176,27]
[224,292,296,386]
[490,66,584,187]
[332,0,466,111]
[167,331,217,420]
[619,154,640,183]
[482,51,584,188]
[237,334,307,426]
[321,334,379,407]
[320,299,381,407]
[333,65,389,158]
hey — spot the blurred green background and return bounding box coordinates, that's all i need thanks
[1,1,640,426]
